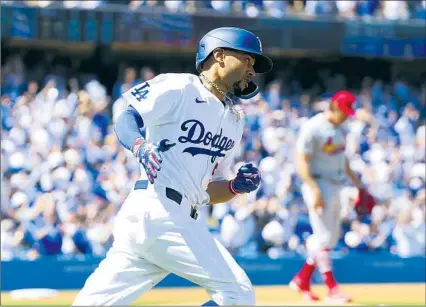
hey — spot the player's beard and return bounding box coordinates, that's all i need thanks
[233,79,248,93]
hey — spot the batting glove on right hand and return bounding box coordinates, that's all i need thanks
[133,138,176,184]
[229,163,261,195]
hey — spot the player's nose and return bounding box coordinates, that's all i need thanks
[246,68,256,78]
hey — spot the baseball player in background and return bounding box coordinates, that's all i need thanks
[289,91,373,303]
[72,27,273,306]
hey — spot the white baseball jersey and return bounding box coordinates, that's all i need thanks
[296,112,347,182]
[122,73,244,206]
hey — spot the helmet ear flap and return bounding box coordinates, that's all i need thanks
[196,42,207,72]
[196,46,219,73]
[233,81,259,99]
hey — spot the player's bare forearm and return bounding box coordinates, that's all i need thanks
[296,152,319,190]
[206,180,236,204]
[345,158,362,189]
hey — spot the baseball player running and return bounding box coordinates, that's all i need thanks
[72,27,273,306]
[289,91,372,303]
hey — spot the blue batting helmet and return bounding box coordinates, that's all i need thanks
[196,27,273,99]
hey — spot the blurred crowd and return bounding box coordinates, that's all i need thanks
[3,0,426,20]
[215,75,425,260]
[1,52,425,261]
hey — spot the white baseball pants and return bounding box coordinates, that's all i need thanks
[301,178,344,251]
[72,182,255,306]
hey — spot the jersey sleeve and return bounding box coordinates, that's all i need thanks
[211,152,235,181]
[121,74,183,127]
[296,123,315,154]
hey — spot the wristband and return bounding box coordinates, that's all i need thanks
[228,180,238,195]
[132,137,145,157]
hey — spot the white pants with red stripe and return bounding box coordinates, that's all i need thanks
[72,184,255,306]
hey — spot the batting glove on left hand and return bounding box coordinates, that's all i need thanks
[229,163,261,194]
[133,138,176,184]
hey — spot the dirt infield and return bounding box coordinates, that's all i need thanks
[1,283,425,306]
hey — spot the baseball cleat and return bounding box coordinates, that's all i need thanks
[325,287,352,304]
[289,277,320,302]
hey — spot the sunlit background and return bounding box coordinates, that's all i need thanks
[1,0,425,302]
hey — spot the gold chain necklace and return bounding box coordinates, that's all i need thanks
[199,73,228,98]
[199,73,242,121]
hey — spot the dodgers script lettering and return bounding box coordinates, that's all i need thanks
[178,119,235,163]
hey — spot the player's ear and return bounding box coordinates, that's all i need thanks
[212,48,225,65]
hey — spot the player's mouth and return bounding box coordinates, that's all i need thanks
[241,77,250,89]
[232,77,250,92]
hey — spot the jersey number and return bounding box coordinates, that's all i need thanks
[131,82,150,102]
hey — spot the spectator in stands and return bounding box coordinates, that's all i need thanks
[219,196,257,254]
[1,95,14,131]
[395,103,418,146]
[356,0,380,17]
[304,1,338,17]
[209,0,232,13]
[164,0,185,12]
[263,0,286,18]
[20,194,63,258]
[62,0,104,9]
[112,66,138,102]
[1,218,24,260]
[381,0,409,20]
[1,55,26,102]
[335,0,357,18]
[128,0,142,10]
[138,66,155,84]
[392,194,425,258]
[414,0,426,19]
